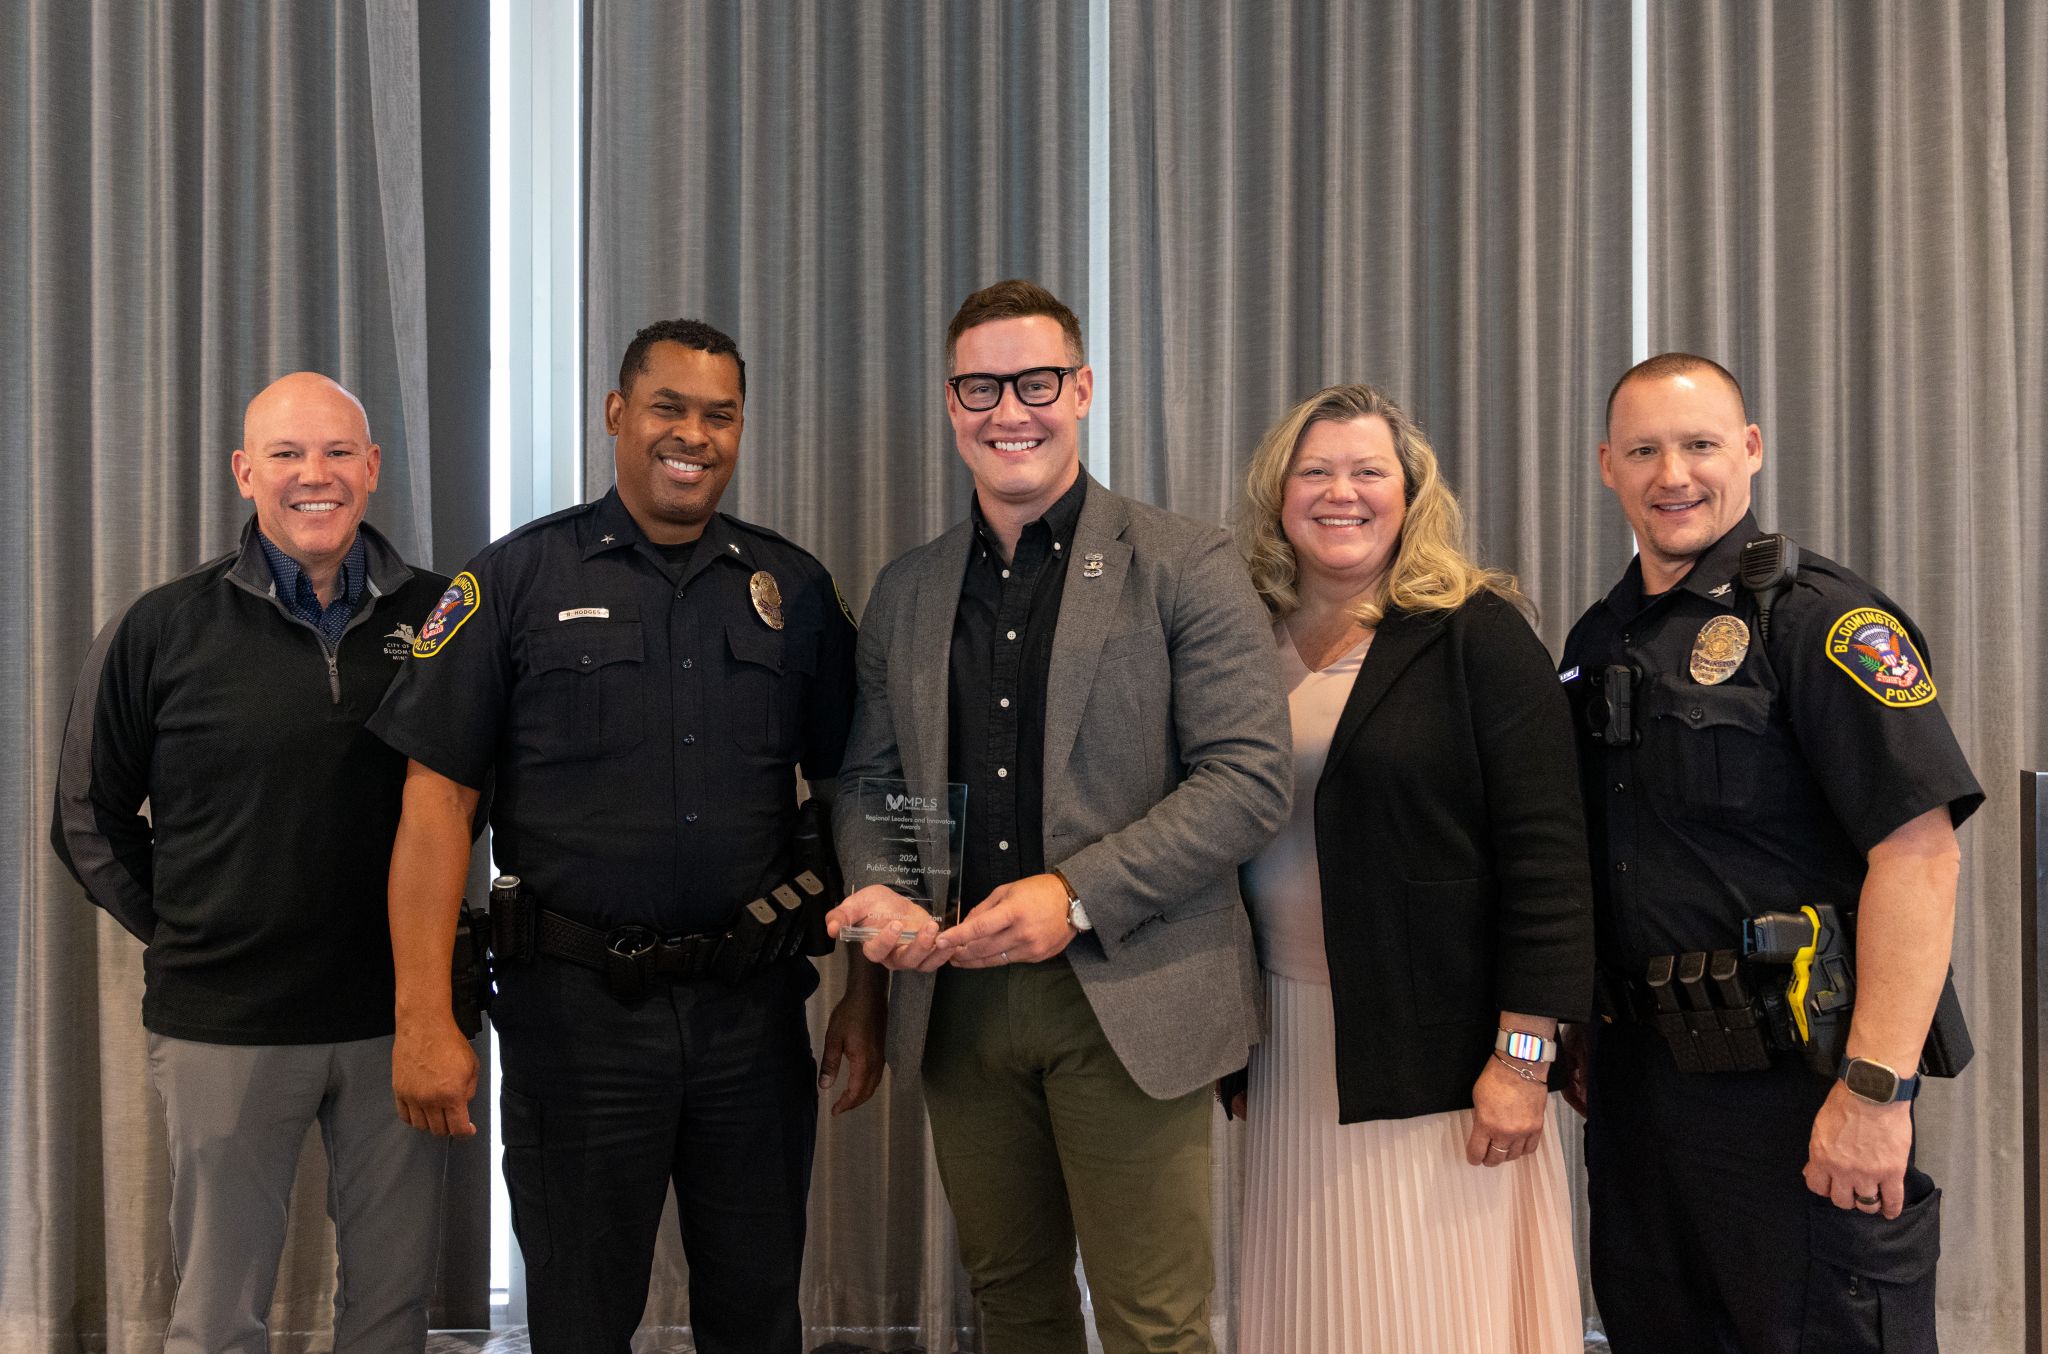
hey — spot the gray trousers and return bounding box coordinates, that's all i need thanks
[146,1032,446,1354]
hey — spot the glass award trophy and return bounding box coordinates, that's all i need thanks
[839,778,968,942]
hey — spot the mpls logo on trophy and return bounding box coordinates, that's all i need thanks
[838,777,969,942]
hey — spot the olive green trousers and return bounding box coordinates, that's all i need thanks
[922,957,1217,1354]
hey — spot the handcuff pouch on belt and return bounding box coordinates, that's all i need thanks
[1606,902,1974,1080]
[482,798,846,1005]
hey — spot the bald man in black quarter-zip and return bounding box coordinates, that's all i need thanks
[53,373,454,1354]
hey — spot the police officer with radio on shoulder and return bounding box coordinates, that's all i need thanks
[1561,353,1982,1353]
[368,319,884,1354]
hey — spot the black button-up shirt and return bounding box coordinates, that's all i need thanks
[1560,513,1982,970]
[947,473,1086,914]
[369,488,857,934]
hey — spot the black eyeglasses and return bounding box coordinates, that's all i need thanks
[946,366,1080,412]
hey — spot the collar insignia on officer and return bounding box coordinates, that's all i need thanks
[750,570,785,630]
[1689,615,1749,685]
[600,533,616,545]
[1709,581,1733,598]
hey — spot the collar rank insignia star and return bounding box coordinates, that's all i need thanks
[1690,614,1750,684]
[749,570,785,630]
[1082,551,1105,579]
[1709,582,1733,598]
[600,533,617,545]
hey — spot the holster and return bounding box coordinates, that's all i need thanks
[450,904,492,1038]
[1920,973,1975,1077]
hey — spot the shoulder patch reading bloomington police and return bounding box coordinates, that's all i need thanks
[1826,608,1936,708]
[412,572,481,658]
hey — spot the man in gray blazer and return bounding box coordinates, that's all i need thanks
[827,280,1291,1354]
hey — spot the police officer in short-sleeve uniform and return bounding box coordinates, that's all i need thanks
[1562,355,1980,1354]
[369,320,883,1354]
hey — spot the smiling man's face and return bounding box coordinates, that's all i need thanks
[946,315,1092,523]
[605,340,745,544]
[1600,367,1763,593]
[231,372,381,574]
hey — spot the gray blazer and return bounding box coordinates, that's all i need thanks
[834,476,1292,1099]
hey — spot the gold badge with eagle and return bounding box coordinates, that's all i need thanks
[749,571,784,630]
[1689,615,1751,685]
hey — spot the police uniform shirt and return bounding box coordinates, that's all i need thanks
[1560,512,1983,970]
[368,487,857,935]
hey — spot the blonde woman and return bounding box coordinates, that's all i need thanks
[1229,384,1592,1352]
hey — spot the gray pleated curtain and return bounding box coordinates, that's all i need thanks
[1109,0,1637,638]
[0,2,462,1348]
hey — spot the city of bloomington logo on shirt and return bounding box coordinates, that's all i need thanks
[1826,607,1936,708]
[412,572,481,658]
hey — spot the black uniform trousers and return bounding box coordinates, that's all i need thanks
[1587,1022,1941,1354]
[491,955,817,1354]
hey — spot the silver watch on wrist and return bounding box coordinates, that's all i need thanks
[1495,1028,1557,1064]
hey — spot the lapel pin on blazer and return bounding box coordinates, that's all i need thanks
[1082,551,1105,579]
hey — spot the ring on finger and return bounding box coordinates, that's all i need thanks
[1487,1142,1510,1155]
[1853,1191,1880,1207]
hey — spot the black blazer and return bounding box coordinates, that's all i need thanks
[1305,589,1594,1124]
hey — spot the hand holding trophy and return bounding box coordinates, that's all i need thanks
[826,778,968,970]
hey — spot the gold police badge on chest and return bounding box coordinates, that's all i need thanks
[749,570,785,630]
[1690,614,1750,684]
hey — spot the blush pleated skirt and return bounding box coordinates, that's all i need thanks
[1238,969,1585,1354]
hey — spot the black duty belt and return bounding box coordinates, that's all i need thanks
[534,908,729,1002]
[1597,905,1974,1083]
[487,797,844,1008]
